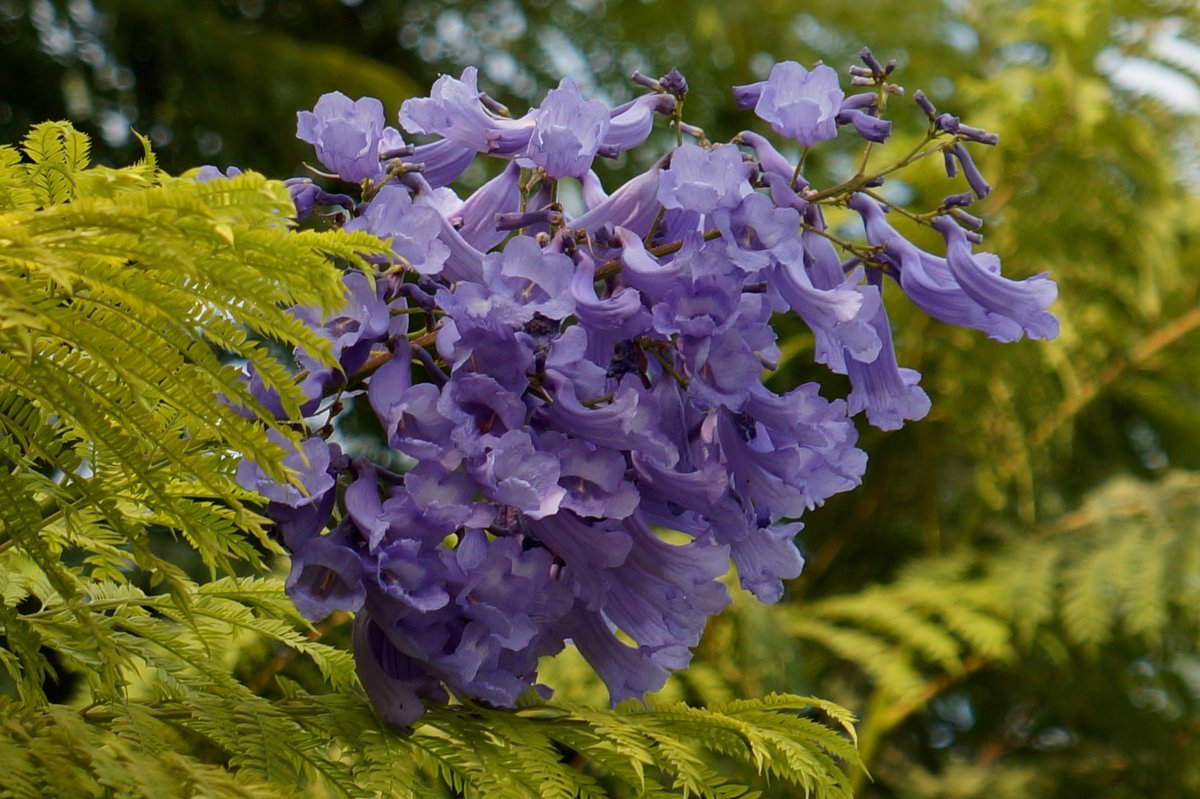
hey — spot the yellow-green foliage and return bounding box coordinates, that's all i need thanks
[0,122,861,798]
[787,470,1200,695]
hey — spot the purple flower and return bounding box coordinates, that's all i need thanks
[540,373,679,467]
[725,520,805,604]
[375,538,453,611]
[453,530,572,653]
[289,272,390,399]
[612,226,689,299]
[601,513,730,655]
[467,429,567,520]
[400,67,534,156]
[193,165,244,182]
[932,215,1059,340]
[249,58,1059,726]
[438,372,528,457]
[353,611,446,727]
[284,178,355,220]
[236,431,335,508]
[527,77,610,179]
[399,138,476,189]
[391,173,488,283]
[447,161,522,252]
[372,380,459,469]
[850,193,1058,342]
[735,62,844,146]
[602,92,676,154]
[771,235,883,374]
[569,159,665,240]
[480,235,576,324]
[567,255,652,364]
[344,185,450,276]
[717,397,861,520]
[380,463,494,543]
[267,490,336,551]
[345,461,389,551]
[692,325,774,411]
[658,143,752,216]
[285,532,367,621]
[743,383,867,508]
[528,511,632,609]
[845,274,932,430]
[541,510,730,705]
[433,283,538,393]
[541,432,640,519]
[721,192,804,273]
[736,130,796,181]
[947,142,991,198]
[558,602,672,705]
[298,92,402,182]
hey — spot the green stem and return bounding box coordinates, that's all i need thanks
[642,340,689,388]
[806,131,942,203]
[791,147,810,190]
[798,220,883,264]
[643,205,667,247]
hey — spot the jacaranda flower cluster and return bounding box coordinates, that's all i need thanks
[236,49,1058,726]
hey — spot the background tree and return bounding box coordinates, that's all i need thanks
[2,0,1200,796]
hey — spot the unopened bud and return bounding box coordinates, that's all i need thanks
[951,207,984,230]
[630,70,660,90]
[495,207,564,231]
[859,47,886,76]
[913,89,937,118]
[660,68,688,97]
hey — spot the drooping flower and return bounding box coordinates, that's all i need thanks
[836,93,892,143]
[602,92,676,154]
[850,193,1059,342]
[844,273,932,430]
[448,161,522,252]
[569,158,666,239]
[400,67,535,156]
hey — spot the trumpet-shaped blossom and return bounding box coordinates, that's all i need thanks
[850,193,1059,342]
[735,62,844,146]
[658,143,753,215]
[527,77,610,178]
[345,185,451,276]
[298,92,402,182]
[400,67,535,156]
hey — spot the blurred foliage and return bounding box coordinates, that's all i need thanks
[3,0,1200,796]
